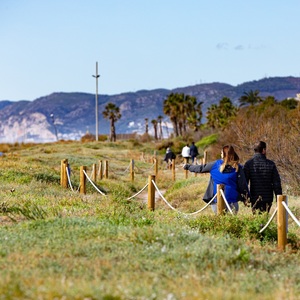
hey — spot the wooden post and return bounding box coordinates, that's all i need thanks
[80,166,87,194]
[277,195,287,251]
[104,160,108,179]
[184,158,188,179]
[172,159,175,181]
[98,160,103,180]
[130,159,134,182]
[148,175,155,211]
[154,158,158,177]
[217,184,226,215]
[92,163,97,182]
[60,159,68,188]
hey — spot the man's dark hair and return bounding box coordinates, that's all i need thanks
[254,141,266,153]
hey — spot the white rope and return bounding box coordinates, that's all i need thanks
[282,201,300,227]
[151,180,216,216]
[220,189,234,215]
[110,162,131,176]
[126,183,149,200]
[83,170,107,196]
[136,161,156,173]
[259,207,278,233]
[65,166,74,192]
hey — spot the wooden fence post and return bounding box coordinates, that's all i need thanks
[92,163,97,182]
[130,159,134,182]
[104,160,108,179]
[153,157,158,176]
[277,195,287,251]
[98,160,103,180]
[184,158,188,179]
[217,184,225,215]
[172,159,176,181]
[148,175,156,211]
[60,159,68,188]
[80,166,87,194]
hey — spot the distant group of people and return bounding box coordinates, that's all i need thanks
[181,142,199,164]
[163,141,200,168]
[182,141,282,215]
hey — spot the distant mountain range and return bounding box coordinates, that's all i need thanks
[0,76,299,143]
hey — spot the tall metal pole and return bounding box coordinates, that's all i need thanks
[92,62,100,141]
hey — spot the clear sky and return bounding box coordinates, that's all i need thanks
[1,0,300,101]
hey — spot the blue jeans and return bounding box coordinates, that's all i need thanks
[211,202,239,214]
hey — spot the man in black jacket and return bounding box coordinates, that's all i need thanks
[244,141,282,213]
[163,147,176,169]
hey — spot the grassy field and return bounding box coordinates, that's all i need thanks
[0,141,299,300]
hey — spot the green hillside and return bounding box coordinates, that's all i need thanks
[0,141,299,299]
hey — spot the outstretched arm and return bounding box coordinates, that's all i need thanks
[183,161,214,173]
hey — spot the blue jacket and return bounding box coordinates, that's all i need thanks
[186,160,249,204]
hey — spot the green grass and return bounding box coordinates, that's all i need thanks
[0,141,299,300]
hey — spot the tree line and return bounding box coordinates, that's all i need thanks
[102,89,298,141]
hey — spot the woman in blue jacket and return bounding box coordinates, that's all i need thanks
[184,145,249,214]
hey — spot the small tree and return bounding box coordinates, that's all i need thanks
[102,102,121,142]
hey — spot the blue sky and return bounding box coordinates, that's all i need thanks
[1,0,300,101]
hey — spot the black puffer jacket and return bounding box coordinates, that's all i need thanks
[243,153,282,204]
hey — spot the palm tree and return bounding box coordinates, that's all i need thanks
[239,90,263,107]
[185,96,203,132]
[206,104,219,129]
[151,119,158,140]
[218,97,237,128]
[102,102,121,142]
[163,93,180,136]
[163,92,203,136]
[144,118,149,134]
[157,115,163,139]
[206,97,237,129]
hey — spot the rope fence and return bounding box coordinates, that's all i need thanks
[126,182,149,200]
[151,179,216,216]
[259,207,278,233]
[282,201,300,227]
[66,166,75,192]
[82,169,107,196]
[60,157,300,251]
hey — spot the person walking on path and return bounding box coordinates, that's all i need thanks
[181,143,190,163]
[163,147,176,169]
[184,145,249,214]
[243,141,282,213]
[189,141,199,164]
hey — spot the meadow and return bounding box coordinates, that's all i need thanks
[0,140,299,300]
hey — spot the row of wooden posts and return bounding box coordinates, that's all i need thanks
[60,159,109,194]
[60,155,207,191]
[60,158,289,251]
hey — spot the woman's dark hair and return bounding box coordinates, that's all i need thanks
[220,145,239,172]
